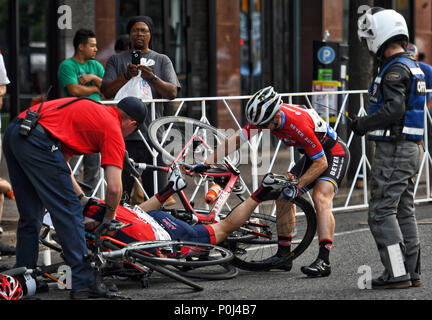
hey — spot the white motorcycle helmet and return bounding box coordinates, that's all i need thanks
[357,7,409,54]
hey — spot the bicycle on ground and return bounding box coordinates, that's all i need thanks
[127,116,318,271]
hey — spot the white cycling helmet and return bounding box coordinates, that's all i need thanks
[357,7,409,54]
[245,86,282,126]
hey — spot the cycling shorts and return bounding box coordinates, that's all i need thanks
[85,203,216,245]
[148,210,216,244]
[290,138,350,194]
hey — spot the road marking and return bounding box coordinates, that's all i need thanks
[332,218,432,239]
[334,228,370,237]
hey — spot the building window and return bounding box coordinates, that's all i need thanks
[240,0,262,95]
[20,0,49,94]
[167,0,187,96]
[117,0,187,97]
[0,1,9,57]
[117,0,139,37]
[342,0,349,43]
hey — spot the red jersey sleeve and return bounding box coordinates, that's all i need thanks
[239,123,260,142]
[100,127,126,170]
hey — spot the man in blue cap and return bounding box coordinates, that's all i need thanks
[3,96,148,299]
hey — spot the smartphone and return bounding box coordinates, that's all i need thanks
[131,50,141,65]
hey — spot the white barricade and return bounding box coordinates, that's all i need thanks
[79,89,432,213]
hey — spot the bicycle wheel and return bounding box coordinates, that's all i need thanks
[102,240,203,291]
[123,240,234,268]
[147,116,241,168]
[138,241,238,280]
[227,197,317,271]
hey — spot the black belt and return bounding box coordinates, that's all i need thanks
[15,118,58,142]
[34,124,59,143]
[35,123,47,135]
[375,139,423,145]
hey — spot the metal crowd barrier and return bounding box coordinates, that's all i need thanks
[71,89,432,213]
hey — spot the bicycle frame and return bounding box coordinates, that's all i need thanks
[138,161,242,224]
[127,128,278,240]
[132,130,245,224]
[175,130,243,222]
[181,166,241,223]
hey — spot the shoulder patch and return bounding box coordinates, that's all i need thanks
[385,72,402,81]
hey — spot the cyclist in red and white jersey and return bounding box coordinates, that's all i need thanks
[83,165,289,248]
[194,86,351,277]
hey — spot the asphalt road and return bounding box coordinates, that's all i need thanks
[1,202,431,310]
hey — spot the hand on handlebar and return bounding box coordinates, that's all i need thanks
[251,173,300,203]
[106,220,132,232]
[82,197,103,216]
[95,219,131,235]
[281,185,299,201]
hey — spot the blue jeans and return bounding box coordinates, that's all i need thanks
[2,122,94,290]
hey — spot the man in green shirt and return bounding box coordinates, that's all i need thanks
[58,29,105,101]
[58,29,105,195]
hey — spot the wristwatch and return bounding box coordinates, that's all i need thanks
[149,75,158,83]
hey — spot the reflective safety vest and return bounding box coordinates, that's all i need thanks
[368,56,426,142]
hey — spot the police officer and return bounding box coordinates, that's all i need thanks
[352,8,425,289]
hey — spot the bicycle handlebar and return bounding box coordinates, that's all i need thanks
[94,220,133,241]
[263,173,299,188]
[135,163,169,173]
[2,267,30,277]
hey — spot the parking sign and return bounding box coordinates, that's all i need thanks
[318,46,336,65]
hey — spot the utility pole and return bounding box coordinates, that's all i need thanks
[347,0,374,184]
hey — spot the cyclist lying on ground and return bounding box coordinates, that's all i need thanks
[82,165,287,246]
[193,86,351,277]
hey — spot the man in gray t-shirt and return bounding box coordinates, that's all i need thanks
[101,16,181,200]
[103,49,180,132]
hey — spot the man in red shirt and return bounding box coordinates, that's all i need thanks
[2,96,147,299]
[195,87,350,277]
